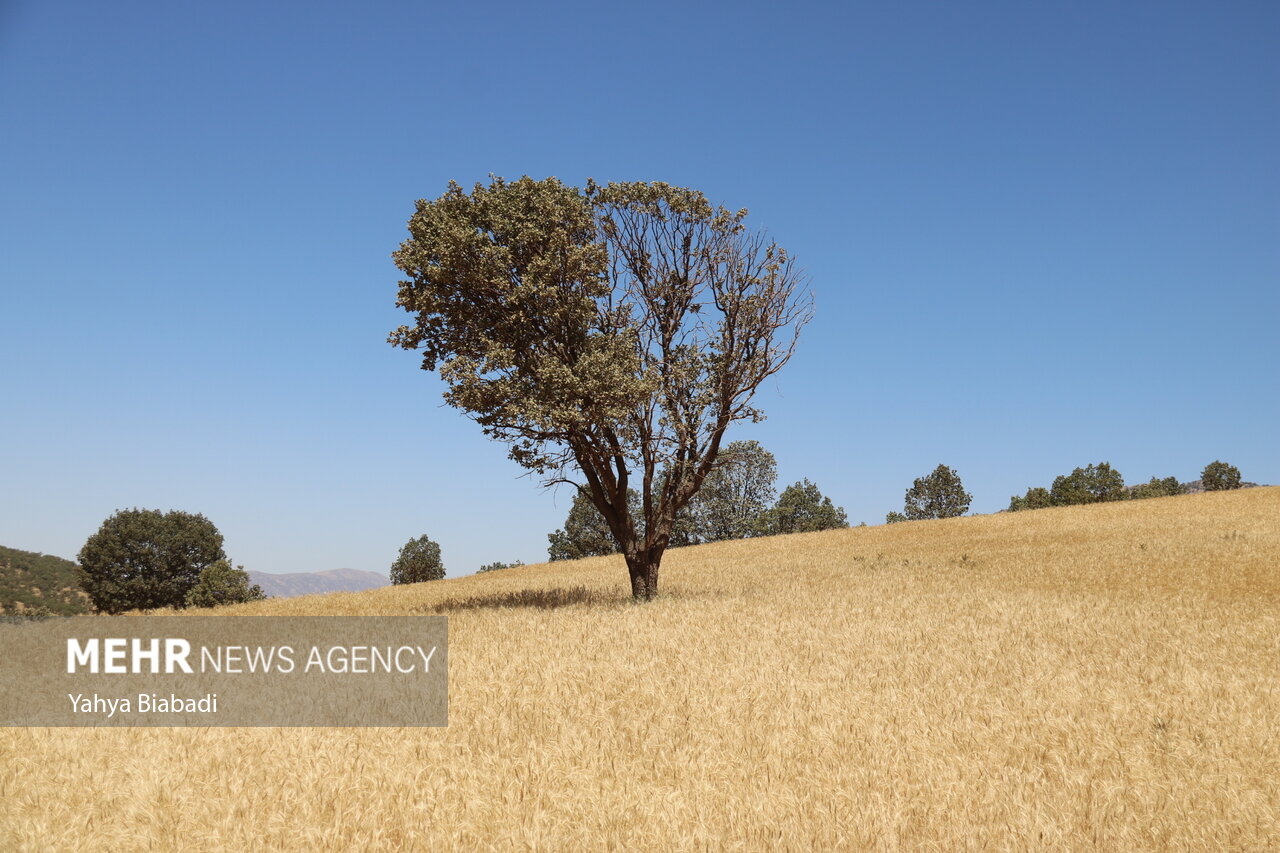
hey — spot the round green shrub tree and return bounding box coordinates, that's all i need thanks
[1129,476,1186,500]
[1008,487,1052,512]
[762,479,848,535]
[1050,462,1126,506]
[185,560,266,607]
[903,464,972,520]
[77,508,226,614]
[390,535,446,584]
[1200,460,1242,491]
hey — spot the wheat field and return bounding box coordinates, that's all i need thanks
[2,488,1278,851]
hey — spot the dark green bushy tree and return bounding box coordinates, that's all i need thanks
[902,464,972,520]
[885,511,907,524]
[1129,476,1186,500]
[690,440,777,542]
[548,488,637,561]
[1050,462,1126,506]
[77,509,226,614]
[185,560,265,607]
[1200,460,1242,491]
[763,479,848,535]
[1008,486,1053,512]
[390,535,445,584]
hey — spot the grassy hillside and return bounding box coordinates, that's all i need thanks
[0,545,91,618]
[3,488,1278,850]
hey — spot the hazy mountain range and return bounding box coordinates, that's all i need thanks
[248,568,389,599]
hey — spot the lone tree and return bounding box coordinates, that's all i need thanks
[390,535,445,584]
[1050,462,1126,506]
[391,177,811,599]
[762,479,848,535]
[185,560,266,608]
[690,440,778,543]
[77,508,226,614]
[1129,476,1186,500]
[1200,460,1242,491]
[902,464,972,520]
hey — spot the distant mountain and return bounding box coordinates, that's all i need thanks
[248,568,389,599]
[0,545,92,618]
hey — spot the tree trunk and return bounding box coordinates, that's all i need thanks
[625,552,661,601]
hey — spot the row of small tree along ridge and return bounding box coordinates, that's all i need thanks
[62,457,1251,612]
[1005,459,1246,512]
[395,456,1251,582]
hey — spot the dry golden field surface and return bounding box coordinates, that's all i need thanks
[3,487,1278,851]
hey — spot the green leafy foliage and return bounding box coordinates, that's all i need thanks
[0,545,91,617]
[762,480,848,535]
[690,441,778,542]
[477,560,525,573]
[548,444,846,550]
[391,176,811,599]
[1008,487,1052,512]
[549,443,782,556]
[548,488,637,561]
[885,511,908,525]
[1050,462,1127,506]
[1129,476,1186,500]
[77,509,226,614]
[1201,460,1242,491]
[390,536,445,584]
[185,560,266,608]
[902,464,972,520]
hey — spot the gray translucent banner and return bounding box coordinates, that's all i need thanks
[0,614,447,726]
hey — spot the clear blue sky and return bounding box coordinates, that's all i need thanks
[2,0,1276,577]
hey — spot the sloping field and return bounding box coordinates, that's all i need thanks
[3,488,1278,850]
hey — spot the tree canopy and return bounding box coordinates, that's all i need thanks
[547,487,631,561]
[76,509,226,614]
[691,440,778,542]
[185,560,266,608]
[390,535,446,584]
[1129,476,1185,500]
[1050,462,1126,506]
[392,177,811,599]
[1201,460,1242,491]
[1008,486,1053,512]
[762,479,848,535]
[902,464,972,520]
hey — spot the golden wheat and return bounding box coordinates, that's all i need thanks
[3,488,1278,851]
